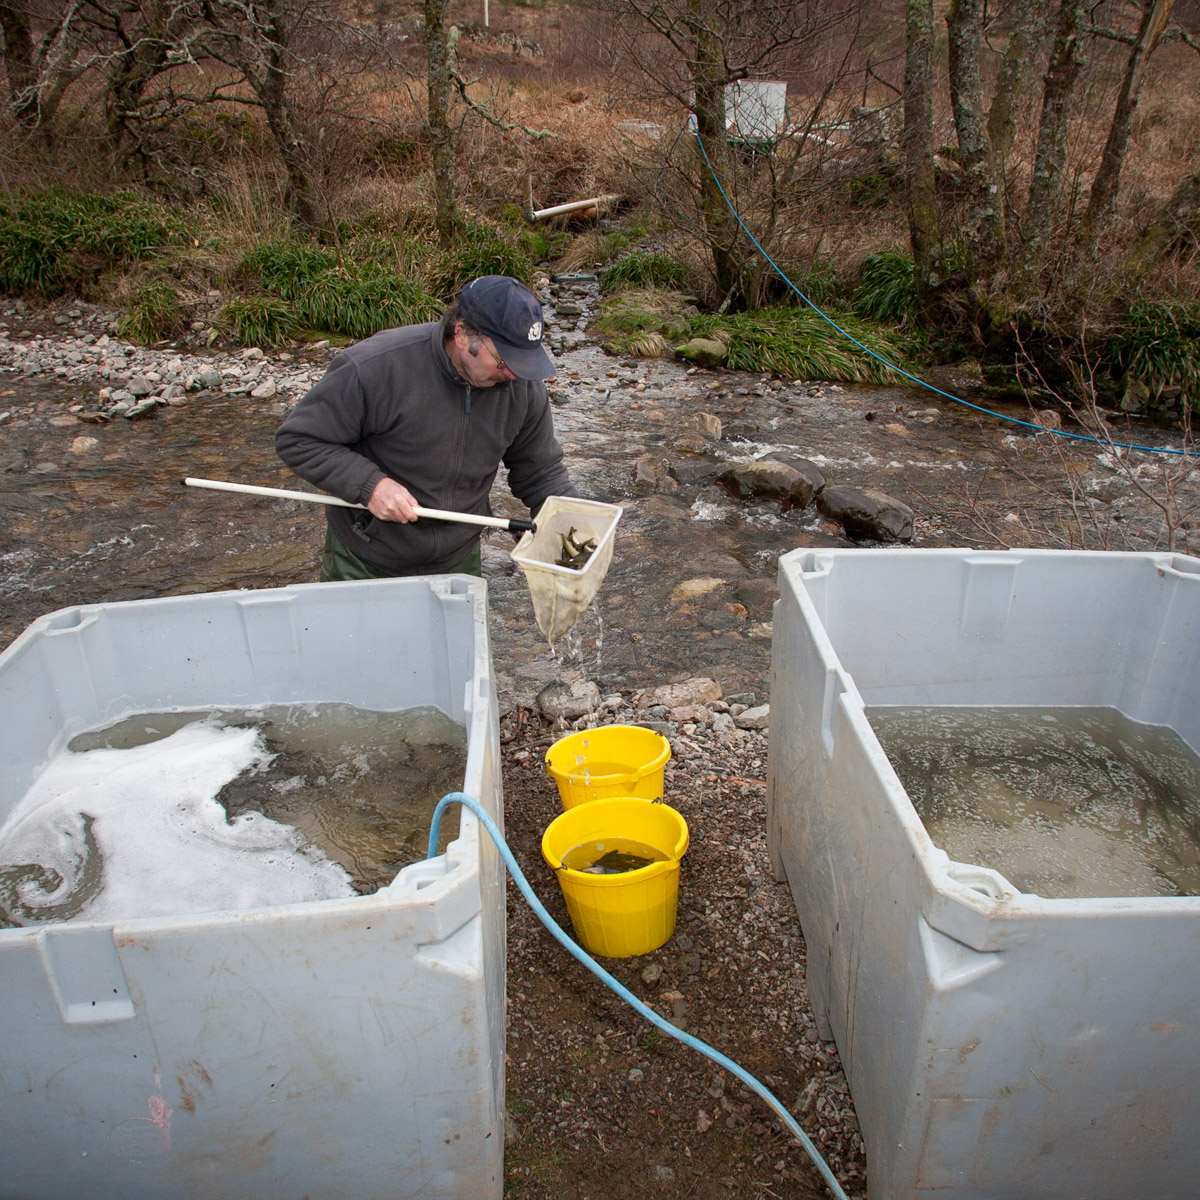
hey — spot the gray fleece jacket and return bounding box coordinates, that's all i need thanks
[275,320,575,574]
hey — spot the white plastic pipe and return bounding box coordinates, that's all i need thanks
[182,477,535,532]
[530,195,620,221]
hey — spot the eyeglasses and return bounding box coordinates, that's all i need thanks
[486,342,510,374]
[468,335,510,374]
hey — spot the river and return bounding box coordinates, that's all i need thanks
[3,286,1197,705]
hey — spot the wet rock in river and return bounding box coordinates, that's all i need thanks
[717,457,817,510]
[667,459,722,487]
[817,484,914,542]
[761,452,825,495]
[670,577,726,605]
[124,398,159,419]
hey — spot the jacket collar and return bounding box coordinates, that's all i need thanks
[430,322,466,385]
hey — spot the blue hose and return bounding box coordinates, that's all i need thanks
[427,791,851,1200]
[690,131,1194,459]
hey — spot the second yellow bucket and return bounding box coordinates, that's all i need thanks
[541,797,689,958]
[544,724,671,809]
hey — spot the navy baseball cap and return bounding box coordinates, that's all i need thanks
[457,275,555,380]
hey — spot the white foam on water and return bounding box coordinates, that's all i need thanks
[0,722,354,924]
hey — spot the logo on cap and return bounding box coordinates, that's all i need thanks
[528,321,542,341]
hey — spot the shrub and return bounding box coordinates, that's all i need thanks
[853,251,916,325]
[117,281,181,344]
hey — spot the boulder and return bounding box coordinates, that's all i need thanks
[734,703,770,730]
[817,485,914,542]
[761,453,825,494]
[717,458,817,510]
[637,677,722,709]
[668,459,723,487]
[536,678,601,720]
[677,337,727,369]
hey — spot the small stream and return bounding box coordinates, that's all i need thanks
[3,283,1197,703]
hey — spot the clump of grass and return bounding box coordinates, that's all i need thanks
[852,251,916,325]
[1109,299,1200,412]
[692,307,914,382]
[239,240,441,341]
[589,287,698,356]
[553,230,613,272]
[762,257,846,308]
[427,216,535,295]
[219,294,295,348]
[0,190,190,296]
[600,250,689,294]
[117,280,181,343]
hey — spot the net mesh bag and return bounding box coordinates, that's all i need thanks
[511,497,624,643]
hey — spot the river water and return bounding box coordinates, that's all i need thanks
[2,291,1198,705]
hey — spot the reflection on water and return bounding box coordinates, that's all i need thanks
[868,705,1200,898]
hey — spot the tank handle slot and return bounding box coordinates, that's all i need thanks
[820,668,847,757]
[944,859,1015,900]
[42,608,96,634]
[1161,555,1200,578]
[38,925,136,1024]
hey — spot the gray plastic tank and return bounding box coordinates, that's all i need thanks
[0,577,505,1200]
[767,548,1200,1200]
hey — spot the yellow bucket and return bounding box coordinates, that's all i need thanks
[541,797,689,958]
[544,725,671,810]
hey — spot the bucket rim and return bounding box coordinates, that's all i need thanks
[544,724,672,779]
[540,795,690,869]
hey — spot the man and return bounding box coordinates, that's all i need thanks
[276,275,576,580]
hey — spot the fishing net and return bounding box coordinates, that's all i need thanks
[511,497,624,643]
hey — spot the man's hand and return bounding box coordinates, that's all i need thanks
[368,477,420,523]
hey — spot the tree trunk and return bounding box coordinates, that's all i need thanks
[257,4,325,235]
[688,0,742,304]
[205,0,328,236]
[0,0,37,125]
[903,0,940,313]
[946,0,1006,274]
[426,0,456,247]
[986,0,1042,163]
[1014,0,1084,294]
[1077,0,1175,258]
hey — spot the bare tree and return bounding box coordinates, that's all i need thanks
[600,0,862,306]
[199,0,329,233]
[1077,0,1175,260]
[0,0,90,133]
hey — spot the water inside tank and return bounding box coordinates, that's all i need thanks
[0,703,465,927]
[866,706,1200,899]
